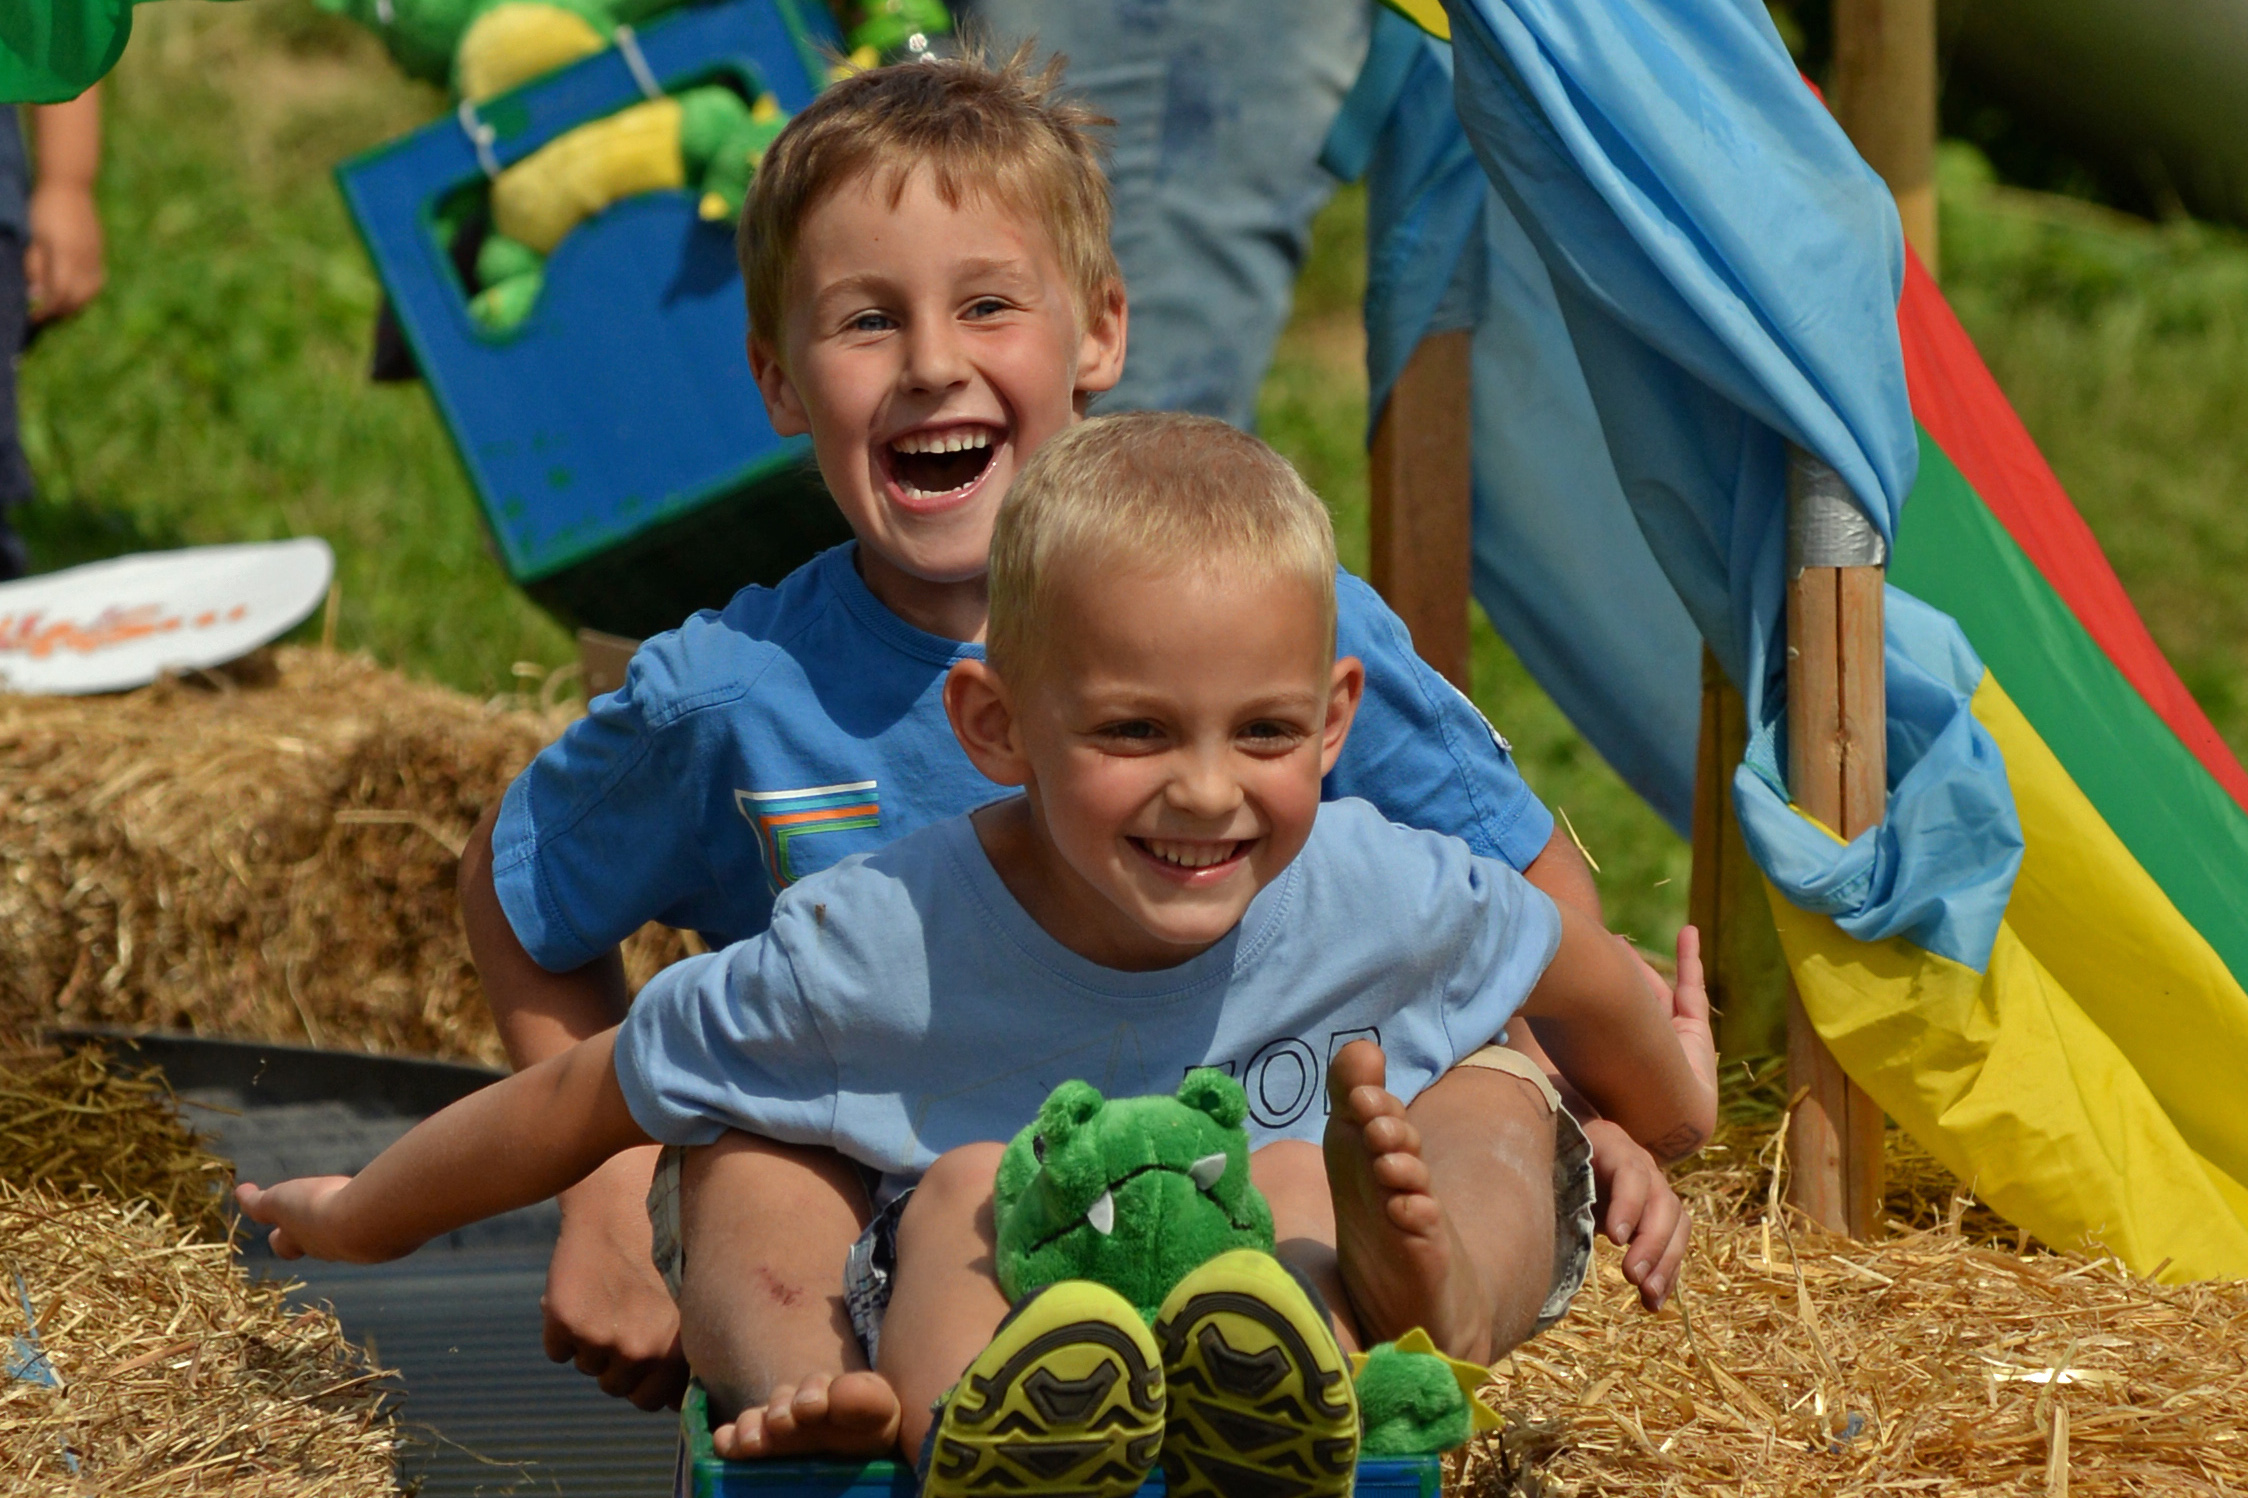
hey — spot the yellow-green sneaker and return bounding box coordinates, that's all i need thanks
[1153,1249,1359,1498]
[922,1280,1166,1498]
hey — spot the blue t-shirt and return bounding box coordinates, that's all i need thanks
[614,797,1562,1191]
[493,543,1555,971]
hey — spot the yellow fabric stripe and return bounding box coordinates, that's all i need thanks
[1769,670,2248,1280]
[1973,672,2248,1196]
[1379,0,1451,42]
[1771,897,2248,1280]
[492,98,686,256]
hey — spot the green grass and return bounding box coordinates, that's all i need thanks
[13,12,2246,947]
[1936,143,2248,755]
[14,1,572,695]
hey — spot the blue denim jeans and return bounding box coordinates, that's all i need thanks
[959,0,1369,429]
[0,227,32,580]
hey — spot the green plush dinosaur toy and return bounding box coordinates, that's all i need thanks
[993,1072,1501,1457]
[316,0,951,334]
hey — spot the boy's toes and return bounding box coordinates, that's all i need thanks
[1326,1039,1388,1113]
[744,1373,901,1457]
[819,1371,904,1450]
[713,1408,768,1460]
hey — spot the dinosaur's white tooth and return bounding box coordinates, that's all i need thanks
[1085,1189,1115,1236]
[1189,1153,1227,1190]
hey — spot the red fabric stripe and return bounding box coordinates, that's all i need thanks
[1897,249,2248,813]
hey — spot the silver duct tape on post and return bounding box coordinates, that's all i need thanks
[1787,446,1888,574]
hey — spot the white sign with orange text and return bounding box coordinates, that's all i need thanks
[0,539,335,695]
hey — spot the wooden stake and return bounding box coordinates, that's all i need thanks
[1688,647,1791,1060]
[1831,0,1939,273]
[1369,330,1474,689]
[1784,455,1888,1239]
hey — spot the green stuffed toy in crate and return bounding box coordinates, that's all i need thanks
[318,0,950,333]
[993,1070,1504,1458]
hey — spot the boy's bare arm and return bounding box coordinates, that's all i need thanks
[460,803,633,1068]
[26,88,103,321]
[1521,825,1603,922]
[1520,903,1717,1161]
[237,1029,653,1262]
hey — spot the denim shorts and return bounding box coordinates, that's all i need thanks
[958,0,1370,430]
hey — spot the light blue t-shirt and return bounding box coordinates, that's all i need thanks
[613,797,1562,1191]
[494,542,1555,971]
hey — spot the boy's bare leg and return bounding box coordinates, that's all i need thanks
[1322,1039,1557,1364]
[680,1133,901,1459]
[873,1143,1013,1462]
[1250,1140,1360,1353]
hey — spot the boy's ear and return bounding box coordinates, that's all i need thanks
[747,333,810,438]
[1070,281,1129,410]
[944,659,1031,787]
[1320,654,1366,775]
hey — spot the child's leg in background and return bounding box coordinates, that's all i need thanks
[0,226,32,580]
[678,1133,899,1457]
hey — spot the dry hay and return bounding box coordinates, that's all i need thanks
[1455,1110,2248,1497]
[0,1042,232,1240]
[0,1183,395,1496]
[0,647,694,1066]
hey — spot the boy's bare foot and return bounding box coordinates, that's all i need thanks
[1322,1040,1497,1363]
[711,1370,903,1460]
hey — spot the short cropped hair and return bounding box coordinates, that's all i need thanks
[738,44,1120,348]
[988,413,1338,677]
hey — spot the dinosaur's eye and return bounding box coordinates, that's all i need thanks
[1032,1134,1048,1165]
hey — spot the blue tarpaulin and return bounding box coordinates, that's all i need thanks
[1343,0,2023,969]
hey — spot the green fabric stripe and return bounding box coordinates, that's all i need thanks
[1891,430,2248,993]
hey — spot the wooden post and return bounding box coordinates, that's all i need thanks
[576,627,639,698]
[1369,330,1474,689]
[1783,448,1888,1237]
[1830,0,1940,273]
[1688,647,1792,1060]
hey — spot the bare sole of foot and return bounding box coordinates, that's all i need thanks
[1322,1040,1494,1362]
[713,1370,903,1460]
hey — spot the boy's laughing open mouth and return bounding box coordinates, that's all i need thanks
[885,424,1000,503]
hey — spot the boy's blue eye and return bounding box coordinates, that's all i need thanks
[966,298,1008,318]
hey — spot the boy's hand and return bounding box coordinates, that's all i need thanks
[543,1146,689,1410]
[26,183,104,322]
[1651,925,1718,1120]
[1582,1120,1689,1310]
[235,1177,377,1263]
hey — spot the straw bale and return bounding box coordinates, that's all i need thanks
[0,1182,394,1496]
[0,647,694,1066]
[0,1042,232,1240]
[1455,1106,2248,1497]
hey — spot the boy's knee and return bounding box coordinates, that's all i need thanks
[911,1142,1006,1205]
[896,1142,1006,1246]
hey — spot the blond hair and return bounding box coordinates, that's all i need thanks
[738,44,1119,348]
[987,412,1338,675]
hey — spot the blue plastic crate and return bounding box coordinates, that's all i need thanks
[676,1384,1445,1498]
[334,0,852,637]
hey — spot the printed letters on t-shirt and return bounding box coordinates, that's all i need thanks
[1191,1027,1381,1128]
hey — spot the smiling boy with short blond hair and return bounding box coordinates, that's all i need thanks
[242,413,1714,1498]
[459,47,1701,1434]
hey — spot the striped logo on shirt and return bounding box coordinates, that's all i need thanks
[735,779,881,889]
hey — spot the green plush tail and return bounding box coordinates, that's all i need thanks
[1353,1344,1474,1456]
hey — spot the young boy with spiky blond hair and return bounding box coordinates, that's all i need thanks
[452,48,1704,1433]
[242,413,1715,1498]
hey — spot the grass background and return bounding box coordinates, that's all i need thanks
[15,1,2248,948]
